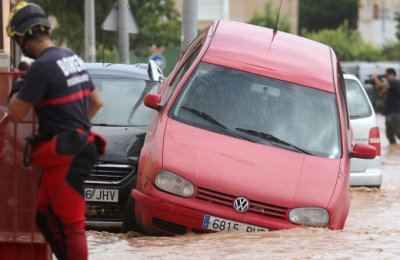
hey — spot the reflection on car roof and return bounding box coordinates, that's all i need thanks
[86,63,150,80]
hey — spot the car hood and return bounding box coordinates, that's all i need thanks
[92,125,147,164]
[163,119,341,209]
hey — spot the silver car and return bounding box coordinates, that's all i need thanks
[345,73,382,188]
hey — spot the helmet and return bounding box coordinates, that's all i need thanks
[7,1,52,38]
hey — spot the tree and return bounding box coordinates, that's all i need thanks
[384,11,400,61]
[29,0,181,60]
[396,12,400,41]
[249,2,291,33]
[299,0,359,33]
[301,21,384,61]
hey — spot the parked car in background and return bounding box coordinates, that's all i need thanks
[345,73,382,188]
[340,61,400,114]
[84,62,163,231]
[122,20,376,235]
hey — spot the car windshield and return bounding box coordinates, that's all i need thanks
[169,62,342,159]
[90,78,158,126]
[345,78,372,119]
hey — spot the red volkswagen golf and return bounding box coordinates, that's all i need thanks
[122,20,376,235]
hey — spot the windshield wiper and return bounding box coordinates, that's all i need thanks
[235,128,312,155]
[181,106,254,142]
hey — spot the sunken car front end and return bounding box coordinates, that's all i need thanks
[132,120,345,235]
[85,126,146,230]
[84,63,160,230]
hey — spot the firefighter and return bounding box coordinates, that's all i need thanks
[6,2,105,259]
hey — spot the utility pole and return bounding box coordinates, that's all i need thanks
[223,0,230,20]
[181,0,198,54]
[84,0,96,62]
[119,0,130,64]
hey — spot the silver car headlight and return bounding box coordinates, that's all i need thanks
[289,207,330,227]
[155,170,195,198]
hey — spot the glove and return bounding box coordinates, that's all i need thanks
[8,75,25,102]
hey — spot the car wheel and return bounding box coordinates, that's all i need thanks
[121,174,140,233]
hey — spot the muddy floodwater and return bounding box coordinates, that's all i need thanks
[86,114,400,259]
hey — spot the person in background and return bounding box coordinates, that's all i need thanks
[6,2,105,259]
[18,61,30,71]
[373,68,400,145]
[11,61,30,72]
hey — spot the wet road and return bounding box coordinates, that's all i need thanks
[86,114,400,259]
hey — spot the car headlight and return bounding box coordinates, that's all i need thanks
[155,170,195,198]
[289,207,329,227]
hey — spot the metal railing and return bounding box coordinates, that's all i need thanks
[0,72,51,260]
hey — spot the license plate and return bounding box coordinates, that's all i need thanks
[202,215,268,232]
[85,188,118,202]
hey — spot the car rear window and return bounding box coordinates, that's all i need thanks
[91,78,158,126]
[345,78,372,119]
[170,62,342,159]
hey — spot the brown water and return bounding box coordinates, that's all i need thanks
[86,114,400,259]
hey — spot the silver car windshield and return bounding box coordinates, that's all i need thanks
[345,78,372,119]
[170,62,342,159]
[91,79,158,126]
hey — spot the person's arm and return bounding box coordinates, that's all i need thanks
[373,74,390,89]
[8,95,33,123]
[88,89,103,120]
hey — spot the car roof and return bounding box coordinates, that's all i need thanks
[202,20,336,93]
[85,63,150,80]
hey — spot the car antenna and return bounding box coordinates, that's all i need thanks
[269,0,283,50]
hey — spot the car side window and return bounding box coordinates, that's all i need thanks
[165,46,203,102]
[178,28,208,68]
[338,69,349,130]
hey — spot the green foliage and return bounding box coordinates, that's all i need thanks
[381,43,400,61]
[396,12,400,42]
[95,44,118,63]
[29,0,181,61]
[30,0,86,55]
[299,0,359,33]
[301,21,384,61]
[249,2,291,33]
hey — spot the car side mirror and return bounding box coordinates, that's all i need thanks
[144,93,162,111]
[351,142,376,159]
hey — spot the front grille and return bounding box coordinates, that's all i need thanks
[86,163,135,185]
[195,187,288,219]
[153,218,187,235]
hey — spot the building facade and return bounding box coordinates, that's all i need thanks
[173,0,299,35]
[358,0,400,47]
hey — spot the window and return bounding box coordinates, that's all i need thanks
[165,46,203,102]
[91,78,158,126]
[338,68,349,130]
[345,78,372,119]
[178,28,207,68]
[169,62,342,159]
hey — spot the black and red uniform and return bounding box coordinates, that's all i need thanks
[17,46,105,260]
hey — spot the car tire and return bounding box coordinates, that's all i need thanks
[121,174,139,233]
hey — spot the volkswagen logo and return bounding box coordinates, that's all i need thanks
[234,197,249,213]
